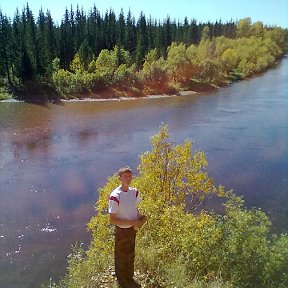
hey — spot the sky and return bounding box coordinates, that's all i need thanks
[0,0,288,28]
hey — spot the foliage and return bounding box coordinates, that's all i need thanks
[70,53,84,73]
[0,85,12,100]
[264,234,288,287]
[140,49,168,93]
[94,49,118,83]
[51,126,288,288]
[236,18,252,38]
[78,40,94,70]
[166,43,197,83]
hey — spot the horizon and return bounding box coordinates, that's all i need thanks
[1,0,287,28]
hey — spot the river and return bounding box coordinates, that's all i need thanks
[0,57,287,287]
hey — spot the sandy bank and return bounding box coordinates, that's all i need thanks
[0,90,199,103]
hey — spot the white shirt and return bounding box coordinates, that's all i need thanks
[108,185,141,228]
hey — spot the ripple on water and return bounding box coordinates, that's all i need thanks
[40,224,57,233]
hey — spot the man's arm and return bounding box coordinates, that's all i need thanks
[109,213,143,227]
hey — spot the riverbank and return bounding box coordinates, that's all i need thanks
[0,90,201,103]
[57,58,281,103]
[1,58,283,105]
[63,90,198,102]
[0,80,216,104]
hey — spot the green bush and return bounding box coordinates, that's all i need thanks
[264,234,288,287]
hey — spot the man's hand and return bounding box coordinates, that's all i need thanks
[109,213,147,228]
[133,215,147,228]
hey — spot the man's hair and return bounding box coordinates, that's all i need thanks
[117,166,132,176]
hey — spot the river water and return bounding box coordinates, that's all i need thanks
[0,58,287,287]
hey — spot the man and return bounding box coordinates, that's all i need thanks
[108,167,146,288]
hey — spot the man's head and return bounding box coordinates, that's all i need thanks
[118,166,132,185]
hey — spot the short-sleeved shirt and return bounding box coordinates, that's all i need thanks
[108,185,141,228]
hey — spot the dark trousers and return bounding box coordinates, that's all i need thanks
[115,225,136,287]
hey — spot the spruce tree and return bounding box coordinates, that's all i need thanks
[117,9,125,46]
[124,9,136,54]
[135,12,148,67]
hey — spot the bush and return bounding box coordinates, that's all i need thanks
[264,234,288,287]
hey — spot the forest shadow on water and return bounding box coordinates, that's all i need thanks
[11,81,64,107]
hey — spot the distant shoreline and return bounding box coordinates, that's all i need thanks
[0,58,284,105]
[0,90,202,104]
[0,76,222,104]
[66,90,198,102]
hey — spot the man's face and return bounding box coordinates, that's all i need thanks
[120,172,132,185]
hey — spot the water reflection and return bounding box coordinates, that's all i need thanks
[77,129,99,145]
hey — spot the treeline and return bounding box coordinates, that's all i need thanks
[0,4,287,100]
[52,33,287,98]
[0,4,237,82]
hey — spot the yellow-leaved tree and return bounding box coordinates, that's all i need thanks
[82,125,227,285]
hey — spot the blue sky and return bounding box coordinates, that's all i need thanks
[1,0,288,27]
